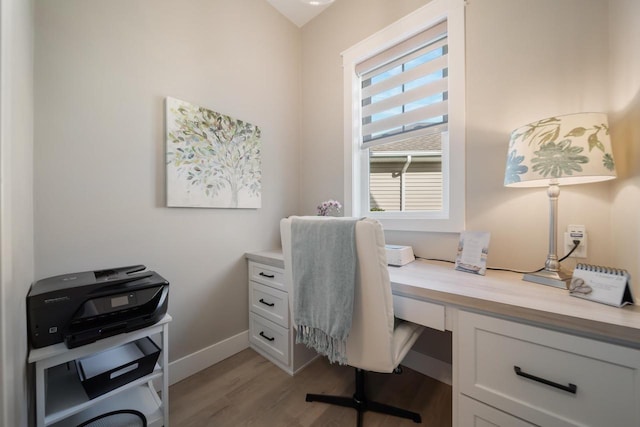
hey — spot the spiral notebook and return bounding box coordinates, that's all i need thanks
[569,263,634,307]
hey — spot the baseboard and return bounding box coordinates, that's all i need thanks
[402,349,452,386]
[168,334,450,387]
[168,330,249,385]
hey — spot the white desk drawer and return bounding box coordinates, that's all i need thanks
[249,313,289,366]
[459,395,535,427]
[250,281,289,328]
[393,294,445,331]
[249,261,285,291]
[459,310,640,427]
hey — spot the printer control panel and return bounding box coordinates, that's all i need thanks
[110,294,133,308]
[103,292,136,311]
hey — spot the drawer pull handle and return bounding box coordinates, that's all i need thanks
[259,331,275,342]
[259,272,275,279]
[514,366,577,394]
[259,298,275,307]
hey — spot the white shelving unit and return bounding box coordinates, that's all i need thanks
[28,314,171,427]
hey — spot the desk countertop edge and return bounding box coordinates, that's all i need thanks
[245,250,284,269]
[245,250,640,347]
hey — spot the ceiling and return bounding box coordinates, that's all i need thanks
[265,0,335,27]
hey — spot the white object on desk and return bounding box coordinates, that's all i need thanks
[385,245,415,266]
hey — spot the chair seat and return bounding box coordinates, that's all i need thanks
[392,319,424,367]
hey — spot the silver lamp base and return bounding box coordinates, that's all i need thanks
[523,268,572,289]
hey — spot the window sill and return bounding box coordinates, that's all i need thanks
[367,214,464,233]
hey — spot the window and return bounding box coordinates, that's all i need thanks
[342,0,465,232]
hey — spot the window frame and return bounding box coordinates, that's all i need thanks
[341,0,466,232]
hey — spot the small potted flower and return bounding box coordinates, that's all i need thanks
[317,199,342,216]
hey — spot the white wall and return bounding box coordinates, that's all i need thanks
[610,0,640,298]
[34,0,300,362]
[301,0,615,273]
[0,0,34,425]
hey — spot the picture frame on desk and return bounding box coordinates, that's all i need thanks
[455,231,490,276]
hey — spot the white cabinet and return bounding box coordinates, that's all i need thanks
[249,312,290,366]
[250,281,289,327]
[29,314,171,427]
[248,261,317,375]
[458,395,536,427]
[458,310,640,427]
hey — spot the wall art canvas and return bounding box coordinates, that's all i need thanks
[165,97,262,208]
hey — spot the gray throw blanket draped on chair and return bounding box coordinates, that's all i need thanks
[291,217,358,365]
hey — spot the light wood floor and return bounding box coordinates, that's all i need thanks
[169,348,452,426]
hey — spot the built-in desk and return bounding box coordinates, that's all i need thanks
[246,250,640,426]
[389,258,640,345]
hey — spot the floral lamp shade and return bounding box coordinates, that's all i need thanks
[505,112,616,188]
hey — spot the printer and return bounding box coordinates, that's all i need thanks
[27,265,169,349]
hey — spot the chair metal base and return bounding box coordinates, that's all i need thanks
[305,368,422,426]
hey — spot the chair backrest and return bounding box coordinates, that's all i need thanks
[280,216,397,372]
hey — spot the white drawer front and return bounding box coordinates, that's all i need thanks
[249,261,285,291]
[459,310,640,427]
[250,281,289,328]
[459,395,536,427]
[393,294,445,331]
[249,313,289,366]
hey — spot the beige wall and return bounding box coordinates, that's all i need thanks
[0,0,35,425]
[34,0,301,362]
[299,0,432,215]
[301,0,615,273]
[610,0,640,298]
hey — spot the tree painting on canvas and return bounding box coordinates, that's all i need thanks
[166,97,261,208]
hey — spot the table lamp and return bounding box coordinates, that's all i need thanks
[504,112,617,288]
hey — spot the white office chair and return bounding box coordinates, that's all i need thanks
[280,216,425,426]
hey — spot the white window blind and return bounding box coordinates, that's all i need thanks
[357,21,448,149]
[342,0,465,232]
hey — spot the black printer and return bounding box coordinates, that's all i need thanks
[27,265,169,349]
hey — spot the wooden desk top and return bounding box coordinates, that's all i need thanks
[246,251,640,347]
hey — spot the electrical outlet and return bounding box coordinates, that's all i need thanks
[564,224,587,258]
